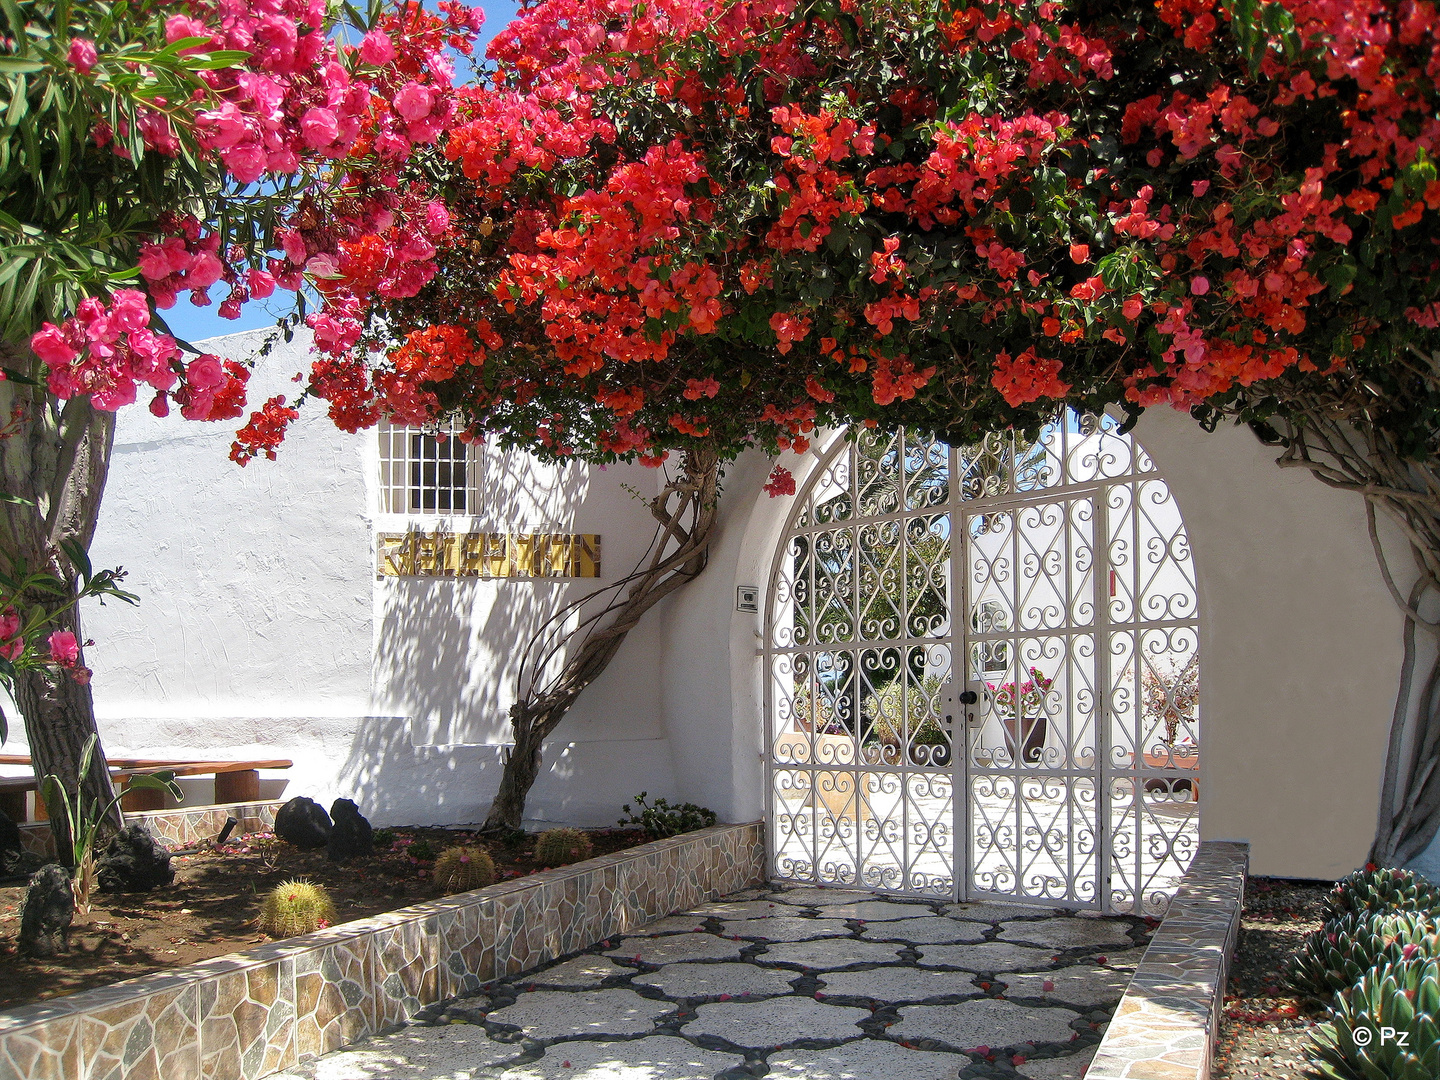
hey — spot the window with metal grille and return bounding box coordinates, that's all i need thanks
[378,421,478,515]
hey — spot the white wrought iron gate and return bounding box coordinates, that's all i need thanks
[765,414,1200,915]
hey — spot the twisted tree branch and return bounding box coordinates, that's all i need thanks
[481,445,723,831]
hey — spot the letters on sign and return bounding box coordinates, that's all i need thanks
[377,530,601,578]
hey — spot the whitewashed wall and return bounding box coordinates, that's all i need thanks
[73,328,679,828]
[44,324,1424,877]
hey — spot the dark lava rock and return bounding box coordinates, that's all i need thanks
[97,824,174,892]
[327,798,374,862]
[19,863,73,957]
[275,796,332,849]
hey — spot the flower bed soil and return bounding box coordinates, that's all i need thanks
[1212,875,1331,1080]
[0,824,649,1013]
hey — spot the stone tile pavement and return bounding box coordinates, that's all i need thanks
[274,884,1151,1080]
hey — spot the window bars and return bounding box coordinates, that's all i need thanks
[378,420,478,516]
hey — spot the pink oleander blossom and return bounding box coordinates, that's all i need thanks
[47,630,79,667]
[68,38,98,73]
[360,29,396,64]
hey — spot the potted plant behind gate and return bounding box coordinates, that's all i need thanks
[989,668,1053,765]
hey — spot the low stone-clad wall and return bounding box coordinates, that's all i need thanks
[1087,840,1250,1080]
[18,801,281,857]
[0,821,765,1080]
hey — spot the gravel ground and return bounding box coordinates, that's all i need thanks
[1211,876,1332,1080]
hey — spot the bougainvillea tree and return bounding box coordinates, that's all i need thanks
[30,0,1440,852]
[282,0,1439,842]
[1,0,479,844]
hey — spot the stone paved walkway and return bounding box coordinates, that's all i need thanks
[275,884,1150,1080]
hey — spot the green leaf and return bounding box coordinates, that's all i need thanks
[0,56,43,73]
[59,537,91,581]
[1324,260,1358,295]
[125,771,184,802]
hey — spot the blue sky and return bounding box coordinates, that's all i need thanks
[163,0,521,346]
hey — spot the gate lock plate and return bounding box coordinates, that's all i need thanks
[941,681,992,728]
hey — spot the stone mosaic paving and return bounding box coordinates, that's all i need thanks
[0,823,766,1080]
[274,883,1150,1080]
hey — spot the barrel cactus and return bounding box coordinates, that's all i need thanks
[434,845,496,893]
[534,827,594,867]
[259,879,337,938]
[1326,867,1440,920]
[1308,957,1440,1080]
[1288,910,1439,1000]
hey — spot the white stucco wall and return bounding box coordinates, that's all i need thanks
[68,328,678,828]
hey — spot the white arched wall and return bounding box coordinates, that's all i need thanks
[663,408,1404,881]
[1131,407,1399,879]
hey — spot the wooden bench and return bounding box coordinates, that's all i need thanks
[0,756,292,821]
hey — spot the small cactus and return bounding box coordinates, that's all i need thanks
[259,879,337,938]
[1287,909,1439,1000]
[1326,867,1440,920]
[434,846,496,893]
[534,827,594,867]
[1308,956,1440,1079]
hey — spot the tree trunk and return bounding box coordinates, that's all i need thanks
[481,446,722,831]
[0,357,121,853]
[485,719,546,833]
[14,605,115,858]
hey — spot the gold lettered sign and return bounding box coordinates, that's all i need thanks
[377,530,601,579]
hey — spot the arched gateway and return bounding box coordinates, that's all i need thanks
[764,413,1199,915]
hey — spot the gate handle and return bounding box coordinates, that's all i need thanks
[959,690,978,705]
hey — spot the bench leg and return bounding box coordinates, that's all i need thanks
[121,777,167,813]
[214,769,260,805]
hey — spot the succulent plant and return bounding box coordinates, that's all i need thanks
[617,792,718,839]
[1287,910,1439,1000]
[1326,867,1440,920]
[534,827,594,867]
[259,879,337,938]
[434,845,496,893]
[1308,957,1440,1080]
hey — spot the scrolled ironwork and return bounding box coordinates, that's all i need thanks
[766,413,1199,915]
